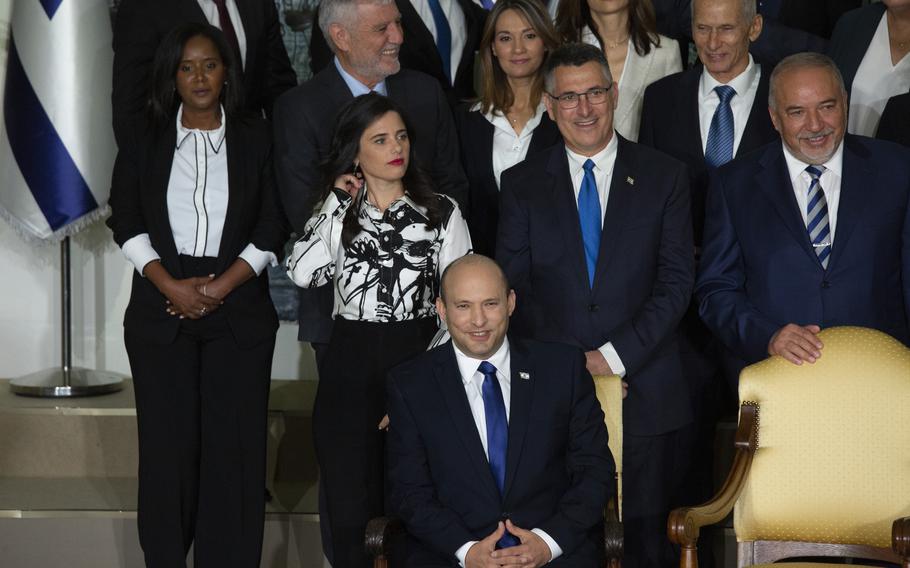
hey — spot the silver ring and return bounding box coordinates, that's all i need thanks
[200,306,207,314]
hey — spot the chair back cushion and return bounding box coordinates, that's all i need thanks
[734,327,910,547]
[593,374,623,516]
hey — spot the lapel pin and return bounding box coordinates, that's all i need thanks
[626,176,635,186]
[519,371,530,380]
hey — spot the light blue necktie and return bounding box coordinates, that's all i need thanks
[805,165,831,269]
[704,85,736,168]
[426,0,452,84]
[478,361,519,549]
[578,159,602,288]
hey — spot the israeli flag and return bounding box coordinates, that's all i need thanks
[0,0,115,241]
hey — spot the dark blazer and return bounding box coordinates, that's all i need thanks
[308,0,487,105]
[386,337,615,566]
[496,138,695,436]
[454,105,561,256]
[273,65,469,343]
[112,0,297,145]
[828,2,887,95]
[639,66,778,246]
[877,92,910,148]
[107,115,288,348]
[696,135,910,377]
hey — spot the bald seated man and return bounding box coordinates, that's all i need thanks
[386,254,615,567]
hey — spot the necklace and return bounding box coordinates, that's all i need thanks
[604,35,629,50]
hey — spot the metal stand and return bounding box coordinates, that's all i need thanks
[10,237,125,397]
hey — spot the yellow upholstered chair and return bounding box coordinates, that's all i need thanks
[594,374,625,566]
[668,327,910,568]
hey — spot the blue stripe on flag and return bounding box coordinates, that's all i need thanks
[4,35,98,231]
[39,0,64,19]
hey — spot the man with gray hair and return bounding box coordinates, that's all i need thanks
[697,52,910,378]
[497,42,695,568]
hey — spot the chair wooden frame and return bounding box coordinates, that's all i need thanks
[667,403,910,568]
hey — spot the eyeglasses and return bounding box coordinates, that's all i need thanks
[547,85,613,109]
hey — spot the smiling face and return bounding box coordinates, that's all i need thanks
[769,65,846,165]
[356,110,410,184]
[332,2,403,88]
[437,259,516,360]
[692,0,762,84]
[175,34,225,115]
[491,8,546,82]
[545,61,617,156]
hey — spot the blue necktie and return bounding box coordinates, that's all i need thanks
[578,159,602,289]
[478,361,519,549]
[704,85,736,168]
[426,0,452,84]
[805,165,831,269]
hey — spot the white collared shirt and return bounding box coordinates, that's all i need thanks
[781,141,844,245]
[410,0,467,85]
[848,14,910,136]
[479,102,547,188]
[120,105,276,276]
[196,0,247,69]
[564,136,627,378]
[333,57,389,96]
[450,339,563,566]
[697,55,762,156]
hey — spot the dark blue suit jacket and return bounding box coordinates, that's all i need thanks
[496,138,695,436]
[386,338,615,566]
[696,135,910,375]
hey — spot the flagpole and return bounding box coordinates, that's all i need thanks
[10,237,124,397]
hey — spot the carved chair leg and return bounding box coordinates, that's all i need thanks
[680,544,698,568]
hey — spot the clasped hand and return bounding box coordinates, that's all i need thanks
[466,520,551,568]
[164,274,224,319]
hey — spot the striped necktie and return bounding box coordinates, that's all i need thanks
[805,165,831,269]
[704,85,736,168]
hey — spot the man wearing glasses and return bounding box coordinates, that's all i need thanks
[496,42,695,567]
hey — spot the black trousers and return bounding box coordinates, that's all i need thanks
[314,317,437,568]
[125,256,275,568]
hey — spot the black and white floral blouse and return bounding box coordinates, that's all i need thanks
[286,188,472,322]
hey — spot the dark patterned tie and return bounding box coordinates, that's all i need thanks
[212,0,243,69]
[705,85,736,168]
[805,165,831,269]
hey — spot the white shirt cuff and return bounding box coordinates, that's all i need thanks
[455,541,478,567]
[531,528,562,562]
[121,234,160,276]
[239,243,278,276]
[597,341,626,378]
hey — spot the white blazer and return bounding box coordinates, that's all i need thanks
[582,28,682,141]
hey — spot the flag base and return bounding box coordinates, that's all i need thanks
[10,368,125,398]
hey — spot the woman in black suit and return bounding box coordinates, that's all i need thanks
[878,91,910,147]
[106,23,287,568]
[455,0,562,256]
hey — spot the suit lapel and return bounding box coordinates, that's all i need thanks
[758,145,819,265]
[435,344,502,503]
[547,147,590,291]
[736,68,773,157]
[217,119,244,273]
[147,122,181,275]
[176,0,207,23]
[685,70,706,166]
[233,0,255,72]
[593,137,635,289]
[476,116,496,194]
[396,0,444,75]
[502,338,533,501]
[825,138,869,272]
[615,45,652,134]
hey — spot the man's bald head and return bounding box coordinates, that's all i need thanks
[439,254,510,303]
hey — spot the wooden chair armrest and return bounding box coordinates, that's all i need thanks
[604,493,623,565]
[893,516,910,568]
[366,516,404,568]
[667,402,759,568]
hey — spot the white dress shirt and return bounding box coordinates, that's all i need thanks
[565,136,627,377]
[781,141,844,245]
[196,0,248,69]
[479,102,546,188]
[410,0,467,85]
[120,105,277,276]
[697,55,761,156]
[451,339,563,566]
[848,14,910,136]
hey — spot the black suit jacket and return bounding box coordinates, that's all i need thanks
[273,65,468,343]
[877,92,910,148]
[454,105,561,256]
[638,66,778,246]
[387,338,615,566]
[496,138,695,436]
[696,135,910,381]
[112,0,297,145]
[828,2,887,95]
[309,0,487,105]
[107,115,288,348]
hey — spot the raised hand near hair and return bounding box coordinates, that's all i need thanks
[334,171,364,200]
[768,323,823,365]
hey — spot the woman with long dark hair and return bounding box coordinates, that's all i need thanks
[107,22,287,567]
[555,0,681,140]
[286,92,471,567]
[455,0,562,256]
